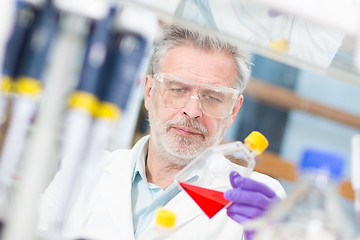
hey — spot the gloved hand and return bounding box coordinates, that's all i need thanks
[224,171,280,239]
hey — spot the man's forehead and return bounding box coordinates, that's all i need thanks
[160,46,237,87]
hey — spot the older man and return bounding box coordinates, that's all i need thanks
[39,24,285,240]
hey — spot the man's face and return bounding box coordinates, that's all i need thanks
[144,46,243,166]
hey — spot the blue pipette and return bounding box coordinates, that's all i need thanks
[0,0,57,223]
[43,6,116,239]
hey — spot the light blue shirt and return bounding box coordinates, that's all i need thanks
[131,140,180,238]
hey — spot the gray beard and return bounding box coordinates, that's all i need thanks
[148,102,227,167]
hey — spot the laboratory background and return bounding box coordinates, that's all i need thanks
[0,0,360,239]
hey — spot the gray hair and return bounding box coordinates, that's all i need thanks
[149,24,252,93]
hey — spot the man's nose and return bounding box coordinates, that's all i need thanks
[182,95,203,119]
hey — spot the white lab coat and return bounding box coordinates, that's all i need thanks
[39,136,286,240]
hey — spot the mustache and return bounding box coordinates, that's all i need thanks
[165,118,208,137]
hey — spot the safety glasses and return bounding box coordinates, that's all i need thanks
[153,73,240,119]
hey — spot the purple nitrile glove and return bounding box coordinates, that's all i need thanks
[224,171,280,240]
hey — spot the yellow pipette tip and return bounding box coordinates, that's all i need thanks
[244,131,269,155]
[155,208,176,228]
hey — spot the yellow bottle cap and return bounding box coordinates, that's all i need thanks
[269,39,290,53]
[155,208,176,228]
[244,131,269,155]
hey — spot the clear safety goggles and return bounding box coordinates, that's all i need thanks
[153,73,240,119]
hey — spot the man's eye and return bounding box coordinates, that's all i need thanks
[204,94,222,103]
[170,87,185,93]
[172,88,185,93]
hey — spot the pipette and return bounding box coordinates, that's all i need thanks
[0,1,37,154]
[2,0,101,238]
[44,6,157,240]
[351,134,360,221]
[72,4,158,222]
[43,6,112,239]
[0,0,55,223]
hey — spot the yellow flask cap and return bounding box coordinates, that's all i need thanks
[244,131,269,155]
[155,208,176,228]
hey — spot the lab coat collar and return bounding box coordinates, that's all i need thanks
[131,136,149,183]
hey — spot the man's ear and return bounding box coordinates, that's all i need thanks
[227,94,243,128]
[144,75,153,111]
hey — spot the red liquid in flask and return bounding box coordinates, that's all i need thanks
[179,182,230,219]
